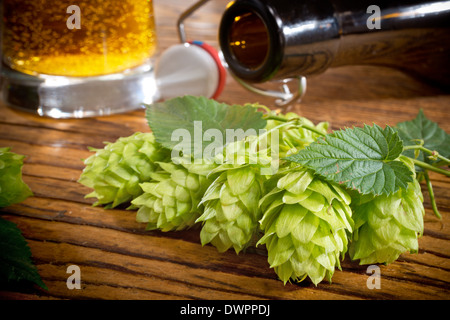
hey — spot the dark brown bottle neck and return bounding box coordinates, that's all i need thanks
[219,0,450,88]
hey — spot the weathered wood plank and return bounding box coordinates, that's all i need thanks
[26,240,350,300]
[0,0,448,301]
[6,197,449,260]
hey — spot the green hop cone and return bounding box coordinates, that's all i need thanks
[265,111,329,158]
[349,157,425,265]
[131,160,217,231]
[257,165,353,285]
[78,132,170,208]
[0,147,33,208]
[197,135,273,254]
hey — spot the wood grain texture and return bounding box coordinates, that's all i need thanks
[0,0,449,300]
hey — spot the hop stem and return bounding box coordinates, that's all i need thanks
[424,171,442,219]
[263,115,327,137]
[411,158,450,177]
[403,145,450,164]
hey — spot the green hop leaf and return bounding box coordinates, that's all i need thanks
[349,157,425,265]
[257,164,353,285]
[131,160,217,231]
[0,217,47,290]
[395,109,450,169]
[0,147,33,208]
[286,124,414,196]
[78,132,170,208]
[145,95,267,159]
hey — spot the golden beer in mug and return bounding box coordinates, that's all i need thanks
[0,0,159,118]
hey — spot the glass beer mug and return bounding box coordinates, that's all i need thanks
[0,0,159,118]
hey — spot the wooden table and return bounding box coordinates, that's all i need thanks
[1,0,449,300]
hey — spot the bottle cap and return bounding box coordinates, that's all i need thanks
[154,41,226,100]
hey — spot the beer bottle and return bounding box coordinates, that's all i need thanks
[219,0,450,89]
